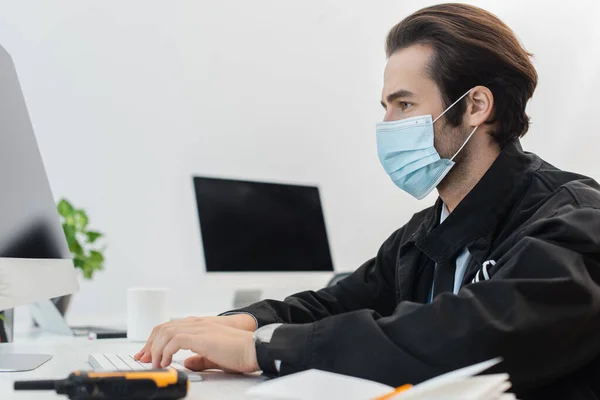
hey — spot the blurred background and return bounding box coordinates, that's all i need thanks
[0,0,598,324]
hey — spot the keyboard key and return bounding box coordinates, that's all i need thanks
[127,355,153,370]
[89,353,117,371]
[105,354,131,370]
[120,355,147,370]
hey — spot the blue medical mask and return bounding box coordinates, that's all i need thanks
[376,89,478,199]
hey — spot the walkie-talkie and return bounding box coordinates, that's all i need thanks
[14,368,188,400]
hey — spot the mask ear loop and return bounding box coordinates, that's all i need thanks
[431,88,478,161]
[433,88,473,124]
[450,125,479,161]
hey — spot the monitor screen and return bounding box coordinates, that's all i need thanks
[0,44,78,312]
[193,177,334,273]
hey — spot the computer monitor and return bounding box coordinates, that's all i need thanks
[193,177,335,306]
[0,44,78,371]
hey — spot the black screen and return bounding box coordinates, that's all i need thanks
[193,177,334,272]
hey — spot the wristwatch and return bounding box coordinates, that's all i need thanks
[253,323,283,374]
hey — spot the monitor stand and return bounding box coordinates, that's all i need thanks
[29,299,74,336]
[0,309,53,372]
[233,289,262,309]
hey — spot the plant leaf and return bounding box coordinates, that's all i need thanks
[57,199,74,218]
[72,257,85,268]
[68,238,83,255]
[73,210,89,230]
[63,224,80,254]
[89,250,104,262]
[82,264,94,279]
[63,224,76,240]
[81,256,104,280]
[86,231,103,243]
[57,198,105,280]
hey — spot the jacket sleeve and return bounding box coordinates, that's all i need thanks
[223,228,402,327]
[262,204,600,392]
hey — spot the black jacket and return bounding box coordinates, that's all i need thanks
[236,140,600,399]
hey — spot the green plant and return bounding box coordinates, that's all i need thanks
[0,314,5,322]
[57,198,106,279]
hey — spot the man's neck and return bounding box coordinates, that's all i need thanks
[438,137,501,213]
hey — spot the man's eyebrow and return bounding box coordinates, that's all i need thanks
[381,89,415,109]
[387,89,415,103]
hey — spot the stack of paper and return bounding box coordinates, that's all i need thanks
[246,358,515,400]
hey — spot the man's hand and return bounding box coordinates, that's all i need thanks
[133,317,260,373]
[157,320,258,372]
[134,314,256,363]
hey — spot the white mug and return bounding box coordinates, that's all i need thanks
[127,288,170,342]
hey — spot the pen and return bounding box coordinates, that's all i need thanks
[373,384,412,400]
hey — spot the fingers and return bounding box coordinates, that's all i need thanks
[134,322,166,361]
[160,333,195,368]
[183,355,220,371]
[147,322,257,374]
[133,349,144,361]
[151,325,178,368]
[137,319,203,363]
[136,316,235,362]
[137,345,154,363]
[151,321,211,368]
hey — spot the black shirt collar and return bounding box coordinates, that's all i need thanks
[414,140,541,263]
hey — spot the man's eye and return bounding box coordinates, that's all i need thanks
[399,102,411,111]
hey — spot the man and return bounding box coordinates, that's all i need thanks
[135,4,600,399]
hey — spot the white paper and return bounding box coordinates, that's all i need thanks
[246,369,393,400]
[246,358,507,400]
[406,358,503,394]
[396,374,510,400]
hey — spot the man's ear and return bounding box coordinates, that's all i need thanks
[466,86,494,127]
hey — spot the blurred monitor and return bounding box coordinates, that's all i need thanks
[193,176,334,273]
[0,44,77,313]
[0,43,78,371]
[192,177,335,307]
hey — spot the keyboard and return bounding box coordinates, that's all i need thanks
[88,353,203,382]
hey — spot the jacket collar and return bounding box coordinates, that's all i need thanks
[413,139,541,263]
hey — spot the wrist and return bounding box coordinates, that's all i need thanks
[236,314,258,331]
[221,313,258,331]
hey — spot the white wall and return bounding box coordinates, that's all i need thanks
[1,0,599,323]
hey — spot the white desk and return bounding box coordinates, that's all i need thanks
[0,329,265,399]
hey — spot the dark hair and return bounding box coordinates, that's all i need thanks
[386,3,538,147]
